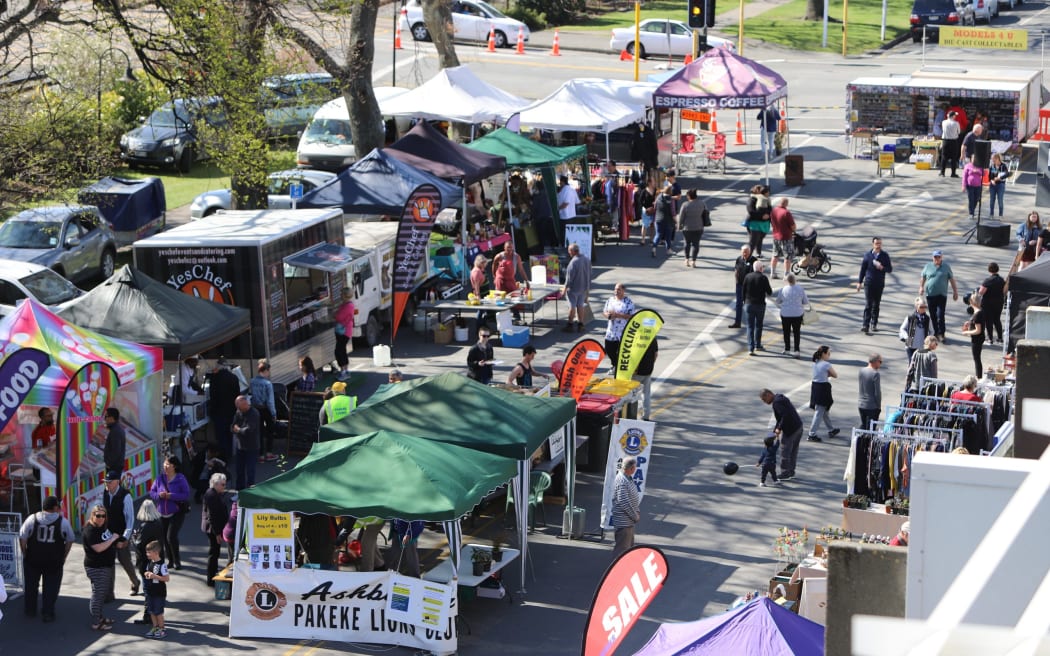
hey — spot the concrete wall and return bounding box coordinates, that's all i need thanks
[1015,339,1050,459]
[825,542,907,656]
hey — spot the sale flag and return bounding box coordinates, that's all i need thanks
[582,546,669,656]
[0,347,49,433]
[614,310,664,381]
[391,184,442,340]
[57,361,119,497]
[559,338,605,401]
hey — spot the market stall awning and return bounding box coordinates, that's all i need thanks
[386,121,506,185]
[284,243,353,274]
[379,65,529,124]
[464,128,587,169]
[236,430,518,519]
[56,265,249,359]
[520,78,658,133]
[653,48,787,110]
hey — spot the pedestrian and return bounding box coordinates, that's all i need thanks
[858,353,883,430]
[742,261,774,355]
[759,389,804,480]
[333,288,355,380]
[978,262,1006,345]
[730,244,758,329]
[142,540,170,639]
[82,504,120,632]
[939,111,961,177]
[32,407,55,450]
[768,197,796,280]
[149,455,191,570]
[231,395,260,490]
[610,456,641,558]
[755,435,780,487]
[1016,211,1042,271]
[206,357,239,461]
[202,472,229,587]
[561,243,591,333]
[557,174,580,226]
[102,471,139,600]
[807,345,840,443]
[962,155,984,220]
[387,369,404,384]
[388,519,425,578]
[960,123,985,164]
[961,292,985,377]
[635,177,656,246]
[677,188,708,268]
[319,380,357,425]
[898,297,932,361]
[603,283,636,366]
[297,356,317,392]
[905,335,940,391]
[130,499,164,626]
[102,407,125,478]
[951,375,983,402]
[508,344,547,387]
[652,184,676,258]
[176,356,204,404]
[757,105,781,158]
[604,161,621,230]
[354,516,386,572]
[986,153,1010,218]
[745,185,772,257]
[249,360,278,463]
[466,327,495,384]
[18,495,74,623]
[774,272,808,357]
[492,240,529,324]
[222,500,239,566]
[469,253,494,327]
[856,237,892,335]
[632,337,658,421]
[889,521,910,547]
[919,250,959,342]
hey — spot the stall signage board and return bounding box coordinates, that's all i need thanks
[386,573,454,630]
[600,419,657,530]
[0,512,23,588]
[564,224,593,261]
[248,509,295,574]
[229,561,457,653]
[939,26,1028,50]
[681,109,711,123]
[288,391,325,456]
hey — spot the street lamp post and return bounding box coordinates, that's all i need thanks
[96,47,136,141]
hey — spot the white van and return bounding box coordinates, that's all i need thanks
[295,87,411,172]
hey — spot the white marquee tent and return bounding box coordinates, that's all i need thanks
[380,65,528,124]
[519,78,658,133]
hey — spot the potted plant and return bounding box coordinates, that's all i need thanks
[844,494,871,510]
[491,533,506,563]
[471,548,491,576]
[886,497,910,516]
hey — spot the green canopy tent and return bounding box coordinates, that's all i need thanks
[465,128,590,245]
[237,430,519,577]
[321,372,579,591]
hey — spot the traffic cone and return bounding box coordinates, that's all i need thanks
[516,26,525,54]
[394,8,405,50]
[684,53,693,65]
[550,29,562,56]
[982,168,990,185]
[487,26,496,53]
[779,101,788,133]
[734,111,746,145]
[620,48,633,61]
[710,110,718,133]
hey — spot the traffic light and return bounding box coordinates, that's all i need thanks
[704,0,716,28]
[687,0,704,28]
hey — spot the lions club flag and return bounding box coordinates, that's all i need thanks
[615,310,663,381]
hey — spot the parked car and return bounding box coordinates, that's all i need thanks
[119,97,227,173]
[971,0,999,22]
[261,72,340,138]
[401,0,529,48]
[188,169,338,219]
[910,0,975,42]
[0,206,118,284]
[610,19,735,59]
[0,258,84,318]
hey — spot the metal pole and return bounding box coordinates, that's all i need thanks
[392,4,398,87]
[738,0,745,56]
[880,0,887,41]
[922,25,927,67]
[634,2,640,82]
[842,0,849,57]
[96,55,103,141]
[822,0,829,48]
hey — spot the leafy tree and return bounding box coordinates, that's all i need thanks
[515,0,583,26]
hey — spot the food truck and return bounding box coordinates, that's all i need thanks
[132,208,350,383]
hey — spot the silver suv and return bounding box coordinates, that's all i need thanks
[0,206,118,284]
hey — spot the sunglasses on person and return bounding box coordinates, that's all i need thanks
[93,513,107,518]
[479,333,491,339]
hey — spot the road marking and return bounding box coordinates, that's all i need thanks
[866,191,934,220]
[283,640,312,656]
[303,642,327,656]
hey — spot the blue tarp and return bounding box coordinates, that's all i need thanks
[298,148,462,216]
[78,176,166,245]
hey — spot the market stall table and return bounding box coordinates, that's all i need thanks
[422,543,521,601]
[841,504,909,538]
[419,285,561,336]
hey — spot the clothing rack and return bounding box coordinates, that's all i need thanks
[850,427,950,444]
[845,428,949,500]
[900,391,988,409]
[869,418,963,450]
[885,405,977,420]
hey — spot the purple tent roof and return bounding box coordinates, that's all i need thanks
[632,598,824,656]
[385,121,506,186]
[653,48,788,111]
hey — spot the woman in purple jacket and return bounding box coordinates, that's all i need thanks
[149,456,191,570]
[222,500,239,566]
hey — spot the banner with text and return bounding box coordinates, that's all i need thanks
[0,347,49,433]
[615,310,664,381]
[581,546,669,656]
[600,419,656,530]
[939,26,1028,50]
[392,184,442,339]
[229,561,457,654]
[564,224,593,261]
[248,510,296,574]
[559,339,605,401]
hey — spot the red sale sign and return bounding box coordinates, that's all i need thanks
[582,546,669,656]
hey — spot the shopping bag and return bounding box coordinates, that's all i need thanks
[803,306,819,325]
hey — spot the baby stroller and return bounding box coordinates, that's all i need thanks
[791,225,831,278]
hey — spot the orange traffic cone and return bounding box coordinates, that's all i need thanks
[516,26,525,54]
[982,168,990,185]
[684,53,693,65]
[710,110,718,133]
[620,48,633,61]
[735,111,746,145]
[779,101,788,133]
[394,8,405,50]
[487,26,496,53]
[551,29,562,56]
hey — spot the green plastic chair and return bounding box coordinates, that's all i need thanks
[505,470,552,531]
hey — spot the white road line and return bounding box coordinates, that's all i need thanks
[651,305,733,396]
[866,191,934,220]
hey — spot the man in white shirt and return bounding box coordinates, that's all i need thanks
[939,111,961,178]
[557,175,579,221]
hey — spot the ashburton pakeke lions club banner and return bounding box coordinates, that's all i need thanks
[57,361,120,495]
[614,310,664,381]
[391,184,442,339]
[559,338,606,401]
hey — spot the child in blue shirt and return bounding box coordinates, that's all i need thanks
[757,435,780,487]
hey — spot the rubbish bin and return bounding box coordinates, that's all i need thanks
[784,155,804,187]
[577,409,614,473]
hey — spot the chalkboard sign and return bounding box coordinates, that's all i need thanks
[288,391,325,456]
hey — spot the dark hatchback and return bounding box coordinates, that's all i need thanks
[910,0,975,42]
[119,97,227,173]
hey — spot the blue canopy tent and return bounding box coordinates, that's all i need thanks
[298,148,462,216]
[78,176,166,246]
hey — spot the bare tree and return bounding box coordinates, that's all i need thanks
[805,0,825,21]
[421,0,460,69]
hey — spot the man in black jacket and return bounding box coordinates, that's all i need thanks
[730,244,758,328]
[742,262,774,355]
[761,389,804,480]
[466,328,495,384]
[103,471,139,599]
[207,358,241,459]
[103,407,125,478]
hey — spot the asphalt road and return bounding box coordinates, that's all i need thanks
[8,8,1049,655]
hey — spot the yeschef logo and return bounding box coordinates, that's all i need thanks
[620,427,648,456]
[180,279,235,305]
[246,582,287,621]
[166,265,236,304]
[411,197,435,223]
